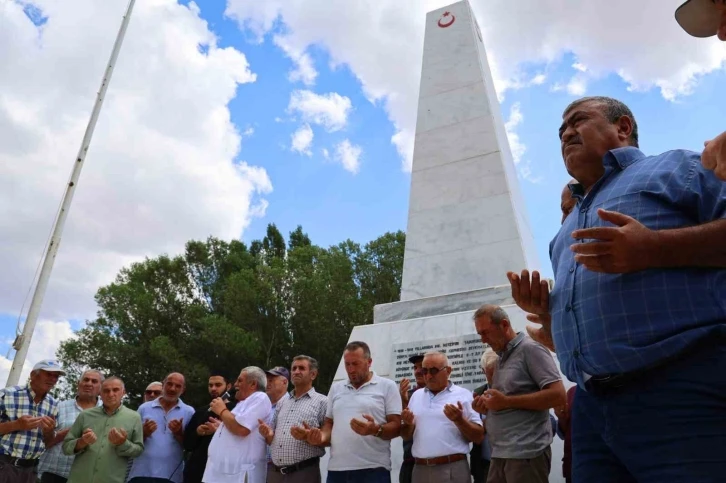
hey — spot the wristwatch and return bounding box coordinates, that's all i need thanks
[374,425,384,438]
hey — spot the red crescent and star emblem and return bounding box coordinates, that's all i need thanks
[437,11,455,28]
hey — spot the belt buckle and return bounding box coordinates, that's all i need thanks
[426,458,436,467]
[280,466,289,475]
[12,457,21,467]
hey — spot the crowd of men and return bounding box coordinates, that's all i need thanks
[1,2,725,483]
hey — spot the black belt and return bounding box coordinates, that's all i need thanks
[0,453,39,468]
[585,336,719,396]
[270,457,320,475]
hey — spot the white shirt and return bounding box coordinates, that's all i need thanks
[326,373,402,471]
[203,392,272,483]
[408,382,481,459]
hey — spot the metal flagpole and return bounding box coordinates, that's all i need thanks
[5,0,137,387]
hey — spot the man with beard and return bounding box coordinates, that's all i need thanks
[38,370,104,483]
[182,372,234,483]
[0,359,63,483]
[128,372,194,483]
[62,377,143,483]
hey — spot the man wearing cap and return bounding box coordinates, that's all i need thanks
[0,359,63,483]
[397,354,425,483]
[258,355,328,483]
[675,0,726,180]
[264,366,291,468]
[128,372,194,483]
[38,369,104,483]
[143,382,163,403]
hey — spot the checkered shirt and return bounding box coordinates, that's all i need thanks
[550,147,726,388]
[0,385,59,460]
[38,397,100,478]
[269,387,327,467]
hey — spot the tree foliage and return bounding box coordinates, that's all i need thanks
[58,226,404,407]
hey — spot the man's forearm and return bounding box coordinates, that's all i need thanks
[505,384,565,411]
[455,419,484,444]
[653,219,726,268]
[377,419,401,441]
[400,422,414,441]
[0,420,17,436]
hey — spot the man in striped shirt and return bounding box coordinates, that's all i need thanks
[0,359,64,483]
[38,370,104,483]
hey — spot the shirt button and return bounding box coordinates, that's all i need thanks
[569,267,574,273]
[565,305,572,312]
[580,208,586,213]
[573,350,580,358]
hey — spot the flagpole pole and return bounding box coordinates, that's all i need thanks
[5,0,137,387]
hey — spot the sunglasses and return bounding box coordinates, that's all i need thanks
[145,390,161,396]
[420,367,447,376]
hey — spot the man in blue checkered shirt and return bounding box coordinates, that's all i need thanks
[0,359,63,483]
[37,369,103,483]
[508,96,726,482]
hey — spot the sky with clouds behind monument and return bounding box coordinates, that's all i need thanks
[1,0,724,382]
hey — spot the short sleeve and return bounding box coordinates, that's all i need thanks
[182,405,195,429]
[524,341,562,389]
[671,151,726,223]
[317,396,328,426]
[236,393,272,432]
[384,380,402,416]
[458,390,482,426]
[325,385,338,420]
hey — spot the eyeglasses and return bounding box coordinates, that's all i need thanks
[145,390,161,396]
[420,367,447,376]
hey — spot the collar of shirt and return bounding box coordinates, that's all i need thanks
[291,387,316,401]
[151,397,183,411]
[345,372,379,389]
[273,392,291,408]
[423,381,453,398]
[497,332,525,359]
[568,146,646,200]
[73,396,102,411]
[102,404,123,416]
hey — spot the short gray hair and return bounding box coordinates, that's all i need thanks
[102,376,125,390]
[80,369,105,382]
[292,355,319,372]
[241,366,267,392]
[344,341,371,359]
[473,304,510,325]
[563,96,639,147]
[423,351,449,366]
[481,349,498,371]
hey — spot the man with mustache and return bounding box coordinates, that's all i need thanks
[62,377,144,483]
[675,0,726,180]
[38,370,104,483]
[0,359,63,483]
[182,372,234,483]
[128,372,195,483]
[509,96,726,482]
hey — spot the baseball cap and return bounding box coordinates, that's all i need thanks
[32,359,66,375]
[675,0,722,37]
[265,366,290,380]
[408,354,424,364]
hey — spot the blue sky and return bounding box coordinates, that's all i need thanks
[1,0,724,378]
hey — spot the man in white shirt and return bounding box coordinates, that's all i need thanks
[400,351,483,483]
[299,341,402,483]
[205,367,272,483]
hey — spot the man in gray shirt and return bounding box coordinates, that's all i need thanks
[471,305,565,483]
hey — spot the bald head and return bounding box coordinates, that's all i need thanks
[161,372,186,403]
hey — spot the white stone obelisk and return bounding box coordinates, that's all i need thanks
[325,2,563,482]
[400,0,539,301]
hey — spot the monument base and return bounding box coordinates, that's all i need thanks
[322,285,567,483]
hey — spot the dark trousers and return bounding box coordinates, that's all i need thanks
[128,478,174,483]
[572,341,726,482]
[398,462,414,483]
[327,468,390,483]
[40,474,68,483]
[0,461,36,483]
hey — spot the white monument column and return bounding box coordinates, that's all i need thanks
[324,2,564,482]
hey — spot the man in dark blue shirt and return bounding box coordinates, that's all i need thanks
[508,96,726,482]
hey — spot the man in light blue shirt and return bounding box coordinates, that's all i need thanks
[127,372,195,483]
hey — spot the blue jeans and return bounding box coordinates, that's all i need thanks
[572,340,726,482]
[327,468,391,483]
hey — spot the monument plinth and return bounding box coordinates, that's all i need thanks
[325,1,563,481]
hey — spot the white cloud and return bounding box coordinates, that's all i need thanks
[504,103,540,183]
[287,90,352,132]
[572,62,588,72]
[274,35,318,86]
[321,148,330,159]
[0,0,271,329]
[225,0,726,171]
[334,140,362,174]
[291,123,314,155]
[566,76,588,96]
[242,126,255,137]
[0,319,76,385]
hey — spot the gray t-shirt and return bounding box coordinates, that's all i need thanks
[486,333,561,459]
[326,373,402,471]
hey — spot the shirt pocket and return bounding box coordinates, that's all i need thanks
[589,191,687,231]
